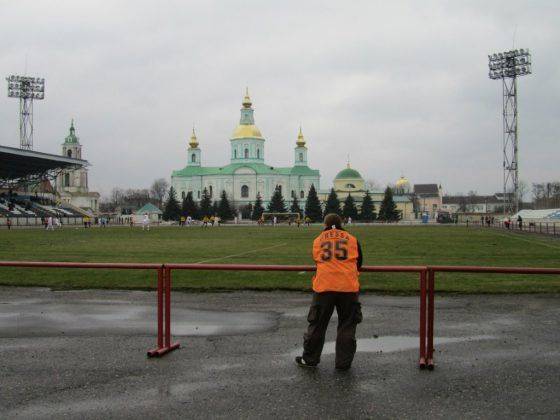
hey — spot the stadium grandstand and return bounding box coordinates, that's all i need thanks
[513,208,560,222]
[0,144,91,226]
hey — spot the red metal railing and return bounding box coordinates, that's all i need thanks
[1,261,559,369]
[423,265,560,370]
[162,264,426,362]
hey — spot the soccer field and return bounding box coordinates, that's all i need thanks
[1,225,559,293]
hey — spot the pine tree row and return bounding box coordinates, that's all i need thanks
[162,184,400,222]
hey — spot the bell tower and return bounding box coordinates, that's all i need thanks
[294,127,308,166]
[187,127,201,167]
[56,120,89,193]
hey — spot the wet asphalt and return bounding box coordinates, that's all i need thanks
[0,287,559,419]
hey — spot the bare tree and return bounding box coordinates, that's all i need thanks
[532,181,560,209]
[517,180,528,206]
[467,190,477,209]
[364,179,381,191]
[124,189,151,208]
[150,178,169,207]
[110,187,125,207]
[458,196,467,212]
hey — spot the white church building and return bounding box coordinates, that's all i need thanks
[171,90,321,207]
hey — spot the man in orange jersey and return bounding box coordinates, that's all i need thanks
[295,213,363,371]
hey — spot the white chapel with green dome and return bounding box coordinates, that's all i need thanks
[171,90,321,208]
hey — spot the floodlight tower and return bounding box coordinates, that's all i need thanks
[488,49,531,215]
[6,75,45,150]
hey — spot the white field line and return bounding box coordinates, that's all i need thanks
[493,231,560,251]
[195,243,288,264]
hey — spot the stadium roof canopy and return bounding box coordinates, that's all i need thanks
[0,144,88,187]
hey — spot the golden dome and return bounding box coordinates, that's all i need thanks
[231,124,264,140]
[396,176,410,187]
[188,127,199,148]
[296,126,306,147]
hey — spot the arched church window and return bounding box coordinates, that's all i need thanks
[67,150,72,158]
[257,149,260,159]
[291,190,296,198]
[181,191,185,199]
[234,149,237,159]
[346,183,356,189]
[64,173,70,187]
[299,153,303,162]
[191,153,196,163]
[241,185,249,198]
[244,148,249,159]
[209,186,213,197]
[197,191,201,199]
[300,190,305,199]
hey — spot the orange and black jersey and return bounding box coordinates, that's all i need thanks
[311,227,363,293]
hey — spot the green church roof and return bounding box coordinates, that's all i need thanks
[334,167,362,180]
[63,120,79,144]
[172,162,319,178]
[135,203,162,214]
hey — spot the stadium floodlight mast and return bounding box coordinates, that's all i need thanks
[488,49,532,216]
[6,75,45,150]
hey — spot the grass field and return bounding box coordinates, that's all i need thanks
[1,225,559,293]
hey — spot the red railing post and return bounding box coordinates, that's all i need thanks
[157,267,163,349]
[419,270,427,369]
[147,265,180,357]
[148,265,180,357]
[165,267,171,348]
[427,269,435,370]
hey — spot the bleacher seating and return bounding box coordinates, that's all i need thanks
[0,195,84,218]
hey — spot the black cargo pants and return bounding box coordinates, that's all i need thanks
[302,292,362,369]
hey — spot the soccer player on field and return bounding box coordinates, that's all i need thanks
[296,213,363,371]
[142,214,150,231]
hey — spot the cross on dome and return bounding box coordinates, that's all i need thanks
[242,87,252,108]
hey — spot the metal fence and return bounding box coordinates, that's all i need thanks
[468,219,560,236]
[1,261,559,370]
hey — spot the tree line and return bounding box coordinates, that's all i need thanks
[100,178,170,213]
[162,184,401,222]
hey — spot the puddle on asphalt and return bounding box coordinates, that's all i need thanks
[290,335,495,357]
[0,301,278,337]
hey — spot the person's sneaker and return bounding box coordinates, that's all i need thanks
[295,356,317,368]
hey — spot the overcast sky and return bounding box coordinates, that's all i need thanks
[1,1,559,198]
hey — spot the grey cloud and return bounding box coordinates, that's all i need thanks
[0,0,558,197]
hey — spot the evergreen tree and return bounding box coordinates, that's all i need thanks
[378,186,400,221]
[162,186,181,221]
[181,191,199,219]
[241,203,253,219]
[268,186,287,213]
[304,184,323,222]
[290,195,302,216]
[212,200,219,216]
[217,190,234,220]
[324,188,341,217]
[360,190,376,221]
[251,193,265,220]
[199,188,212,217]
[342,194,358,220]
